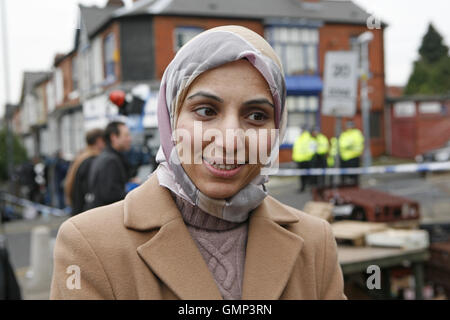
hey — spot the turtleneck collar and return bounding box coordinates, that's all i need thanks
[171,192,247,231]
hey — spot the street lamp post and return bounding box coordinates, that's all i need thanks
[1,0,14,182]
[357,31,373,168]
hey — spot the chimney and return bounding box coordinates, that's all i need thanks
[106,0,125,7]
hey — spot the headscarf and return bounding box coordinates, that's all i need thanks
[155,25,287,223]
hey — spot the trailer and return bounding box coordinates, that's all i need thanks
[312,186,420,222]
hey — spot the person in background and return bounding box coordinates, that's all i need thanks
[54,151,70,209]
[339,121,364,186]
[327,136,338,186]
[292,126,316,192]
[64,128,105,215]
[311,127,329,188]
[85,121,132,210]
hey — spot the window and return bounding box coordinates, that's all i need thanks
[370,111,382,139]
[174,27,203,52]
[266,26,319,75]
[104,33,117,82]
[350,35,363,69]
[286,95,319,128]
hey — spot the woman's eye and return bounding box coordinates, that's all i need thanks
[194,107,216,117]
[247,112,268,122]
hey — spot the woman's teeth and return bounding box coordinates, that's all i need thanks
[205,159,241,170]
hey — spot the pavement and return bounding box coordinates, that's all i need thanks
[2,165,449,300]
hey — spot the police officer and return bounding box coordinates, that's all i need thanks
[327,137,338,186]
[311,127,329,188]
[339,121,364,185]
[292,126,316,192]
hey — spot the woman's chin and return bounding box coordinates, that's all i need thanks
[198,182,241,200]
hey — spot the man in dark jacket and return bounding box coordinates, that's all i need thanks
[65,128,105,215]
[85,121,132,210]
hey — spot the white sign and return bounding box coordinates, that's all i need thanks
[394,101,416,118]
[419,102,441,114]
[322,51,359,117]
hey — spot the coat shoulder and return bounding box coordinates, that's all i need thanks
[264,196,331,245]
[62,201,126,243]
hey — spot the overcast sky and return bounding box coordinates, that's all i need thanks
[1,0,450,116]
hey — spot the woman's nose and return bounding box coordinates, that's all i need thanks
[214,115,246,155]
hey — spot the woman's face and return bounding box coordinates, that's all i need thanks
[176,59,275,199]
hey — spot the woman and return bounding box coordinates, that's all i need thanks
[50,26,346,300]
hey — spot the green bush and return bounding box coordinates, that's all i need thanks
[0,129,28,181]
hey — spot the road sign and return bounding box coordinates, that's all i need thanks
[322,51,359,117]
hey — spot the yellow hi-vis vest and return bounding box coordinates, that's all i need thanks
[316,133,330,156]
[327,137,338,167]
[339,128,364,161]
[292,131,316,163]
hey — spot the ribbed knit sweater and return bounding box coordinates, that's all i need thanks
[172,193,249,300]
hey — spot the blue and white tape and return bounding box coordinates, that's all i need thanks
[0,193,67,217]
[273,161,450,176]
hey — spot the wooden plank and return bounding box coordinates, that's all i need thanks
[331,220,387,246]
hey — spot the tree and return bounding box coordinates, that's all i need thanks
[405,23,450,95]
[0,129,28,181]
[419,23,449,64]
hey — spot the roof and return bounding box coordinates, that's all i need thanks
[79,5,119,37]
[19,72,52,105]
[115,0,372,25]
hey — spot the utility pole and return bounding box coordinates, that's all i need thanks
[1,0,14,181]
[357,31,374,168]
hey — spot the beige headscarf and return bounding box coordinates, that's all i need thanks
[155,26,287,223]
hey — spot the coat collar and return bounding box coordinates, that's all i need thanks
[124,174,304,299]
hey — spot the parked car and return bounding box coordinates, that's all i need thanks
[415,140,450,163]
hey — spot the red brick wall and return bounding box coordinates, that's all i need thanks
[55,53,80,108]
[390,100,450,158]
[319,24,386,156]
[153,16,264,80]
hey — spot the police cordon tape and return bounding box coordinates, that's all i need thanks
[273,161,450,176]
[0,192,67,217]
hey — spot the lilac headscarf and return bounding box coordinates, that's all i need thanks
[155,25,287,223]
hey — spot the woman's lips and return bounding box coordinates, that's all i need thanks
[203,159,244,178]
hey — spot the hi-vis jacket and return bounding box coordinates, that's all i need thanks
[339,128,364,161]
[292,131,316,163]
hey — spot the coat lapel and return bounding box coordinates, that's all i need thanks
[241,197,305,300]
[124,174,304,300]
[124,174,222,300]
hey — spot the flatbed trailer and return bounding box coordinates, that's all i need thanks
[312,186,420,222]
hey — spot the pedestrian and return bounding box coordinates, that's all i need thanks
[50,26,346,300]
[339,121,364,186]
[64,128,105,215]
[327,136,338,186]
[292,126,316,192]
[84,121,132,210]
[311,127,329,188]
[54,151,69,209]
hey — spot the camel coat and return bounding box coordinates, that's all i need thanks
[50,174,346,300]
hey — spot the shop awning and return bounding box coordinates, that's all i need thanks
[285,75,323,95]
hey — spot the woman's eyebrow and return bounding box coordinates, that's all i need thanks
[244,98,274,108]
[187,91,223,103]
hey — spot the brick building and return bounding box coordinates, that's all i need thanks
[17,0,386,160]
